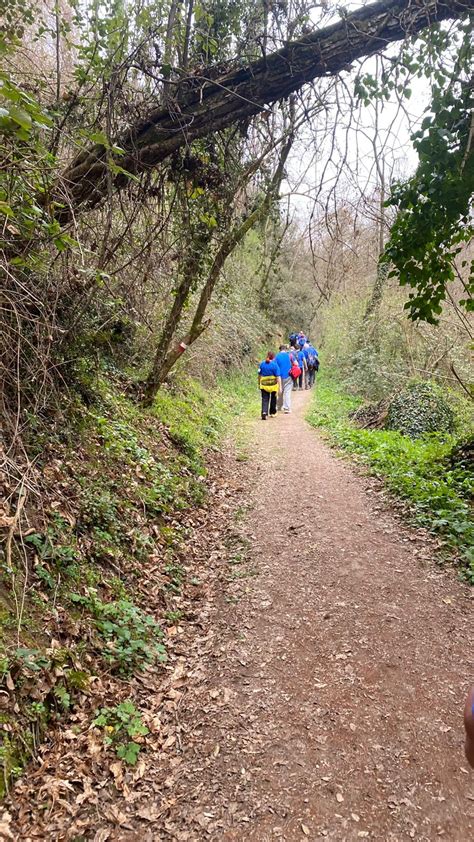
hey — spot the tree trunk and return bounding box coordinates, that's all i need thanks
[259,215,290,308]
[360,90,390,346]
[142,129,294,403]
[142,227,213,405]
[162,0,182,101]
[55,0,467,221]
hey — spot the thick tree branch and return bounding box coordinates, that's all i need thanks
[57,0,471,220]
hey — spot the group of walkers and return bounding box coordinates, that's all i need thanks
[258,331,319,420]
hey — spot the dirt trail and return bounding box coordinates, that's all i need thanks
[9,389,474,841]
[170,389,474,841]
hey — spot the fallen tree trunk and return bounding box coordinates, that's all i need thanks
[57,0,470,220]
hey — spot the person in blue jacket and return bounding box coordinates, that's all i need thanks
[275,345,293,413]
[306,343,319,388]
[258,352,281,419]
[295,346,306,390]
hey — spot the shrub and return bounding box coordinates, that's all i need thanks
[386,381,455,438]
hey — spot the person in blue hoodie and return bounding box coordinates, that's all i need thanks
[258,351,281,419]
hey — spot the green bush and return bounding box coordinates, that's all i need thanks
[386,381,455,438]
[308,378,473,580]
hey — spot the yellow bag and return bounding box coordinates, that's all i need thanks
[260,375,278,393]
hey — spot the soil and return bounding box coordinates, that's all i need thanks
[7,389,474,841]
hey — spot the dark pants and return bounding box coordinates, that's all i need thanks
[261,390,277,417]
[308,367,316,387]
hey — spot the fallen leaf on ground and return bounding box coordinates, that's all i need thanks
[92,830,111,842]
[0,812,13,840]
[137,805,163,822]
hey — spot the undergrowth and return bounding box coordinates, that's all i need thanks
[93,700,149,765]
[215,369,260,460]
[307,376,473,581]
[0,365,253,793]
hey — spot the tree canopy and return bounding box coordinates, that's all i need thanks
[57,0,471,218]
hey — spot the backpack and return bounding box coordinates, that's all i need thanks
[290,359,301,380]
[308,349,319,369]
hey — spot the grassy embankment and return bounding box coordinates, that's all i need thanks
[307,374,473,581]
[0,367,258,794]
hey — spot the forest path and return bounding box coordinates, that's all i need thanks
[168,388,474,841]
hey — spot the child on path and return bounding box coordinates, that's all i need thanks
[306,343,319,388]
[258,352,280,420]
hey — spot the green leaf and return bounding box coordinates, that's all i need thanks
[9,105,32,130]
[0,200,14,217]
[116,741,141,765]
[108,162,139,183]
[89,131,108,145]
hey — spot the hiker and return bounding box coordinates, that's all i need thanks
[302,341,310,389]
[296,345,307,390]
[289,332,298,349]
[275,344,293,413]
[297,331,307,349]
[289,348,302,391]
[464,686,474,767]
[306,343,319,388]
[258,351,281,420]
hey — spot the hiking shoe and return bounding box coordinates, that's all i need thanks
[261,413,267,420]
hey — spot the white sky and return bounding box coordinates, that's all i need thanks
[279,0,441,227]
[284,62,431,225]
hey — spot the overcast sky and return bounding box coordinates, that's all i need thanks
[280,0,438,227]
[284,62,431,226]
